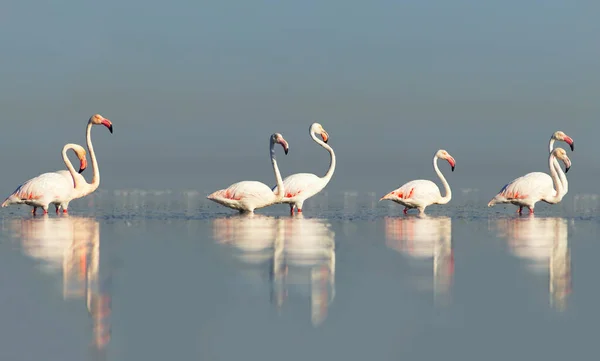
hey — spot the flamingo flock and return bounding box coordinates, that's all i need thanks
[2,114,113,215]
[1,115,575,216]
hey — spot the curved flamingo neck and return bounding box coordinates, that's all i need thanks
[62,144,83,189]
[548,138,555,154]
[547,152,566,203]
[548,138,568,193]
[310,130,336,184]
[271,141,285,199]
[434,155,452,204]
[84,122,100,195]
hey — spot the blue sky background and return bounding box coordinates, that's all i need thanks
[0,0,598,196]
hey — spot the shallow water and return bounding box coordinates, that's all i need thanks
[0,191,599,361]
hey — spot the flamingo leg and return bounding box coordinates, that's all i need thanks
[55,205,60,214]
[298,209,302,213]
[528,207,534,214]
[517,206,523,214]
[32,207,37,215]
[290,204,294,215]
[63,209,68,214]
[403,207,408,215]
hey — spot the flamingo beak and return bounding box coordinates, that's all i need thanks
[101,119,113,133]
[564,157,571,173]
[279,139,289,154]
[321,131,329,143]
[447,157,456,172]
[79,158,88,174]
[564,136,574,151]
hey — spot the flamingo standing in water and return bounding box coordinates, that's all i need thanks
[208,133,289,213]
[380,149,456,215]
[2,144,88,214]
[488,148,571,214]
[2,114,114,214]
[272,123,335,214]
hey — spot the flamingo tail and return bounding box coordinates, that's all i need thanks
[2,195,22,207]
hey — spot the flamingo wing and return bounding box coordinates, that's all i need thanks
[272,173,321,199]
[4,172,75,206]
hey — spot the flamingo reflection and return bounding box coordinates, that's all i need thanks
[212,214,336,326]
[491,216,571,311]
[273,214,336,326]
[8,216,111,351]
[384,215,454,304]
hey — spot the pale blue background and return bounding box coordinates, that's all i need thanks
[1,0,598,196]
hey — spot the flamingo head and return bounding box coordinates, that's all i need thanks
[311,123,329,143]
[67,144,88,173]
[552,131,574,151]
[271,133,289,155]
[435,149,456,172]
[89,114,113,134]
[552,147,571,173]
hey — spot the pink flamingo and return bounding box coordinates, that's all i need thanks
[380,149,456,215]
[2,143,88,214]
[2,114,113,214]
[488,148,571,214]
[272,123,335,214]
[208,133,289,213]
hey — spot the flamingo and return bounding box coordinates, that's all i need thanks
[2,143,88,215]
[380,149,456,215]
[2,114,113,215]
[487,147,572,214]
[207,133,289,213]
[272,123,335,214]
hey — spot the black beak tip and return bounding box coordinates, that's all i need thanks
[565,166,570,173]
[451,166,455,172]
[78,168,85,174]
[570,143,574,151]
[108,125,113,134]
[284,149,289,155]
[324,139,328,144]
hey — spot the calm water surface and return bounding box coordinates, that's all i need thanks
[0,190,598,360]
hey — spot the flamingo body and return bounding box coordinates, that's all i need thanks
[386,179,444,211]
[2,172,77,213]
[208,181,281,212]
[488,172,557,210]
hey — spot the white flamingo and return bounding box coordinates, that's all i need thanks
[380,149,456,215]
[272,123,335,214]
[2,114,113,214]
[2,143,88,215]
[488,147,572,214]
[208,133,289,213]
